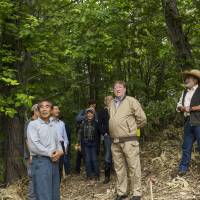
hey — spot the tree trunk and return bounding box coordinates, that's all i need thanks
[3,115,26,183]
[162,0,192,70]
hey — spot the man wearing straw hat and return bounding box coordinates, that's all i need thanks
[177,69,200,175]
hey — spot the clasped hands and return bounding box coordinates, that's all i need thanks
[51,150,63,162]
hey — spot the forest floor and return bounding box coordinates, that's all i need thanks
[1,127,200,200]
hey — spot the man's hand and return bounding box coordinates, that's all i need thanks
[178,106,190,113]
[51,150,63,162]
[75,143,81,152]
[65,147,68,155]
[29,156,33,164]
[185,106,191,113]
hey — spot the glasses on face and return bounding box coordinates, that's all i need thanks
[40,104,51,109]
[114,86,124,90]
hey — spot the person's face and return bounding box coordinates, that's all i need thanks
[33,110,39,119]
[38,101,52,120]
[105,96,113,106]
[86,111,94,121]
[52,106,60,117]
[113,83,126,97]
[185,76,198,89]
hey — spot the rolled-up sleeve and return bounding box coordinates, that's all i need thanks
[176,92,184,112]
[27,122,52,157]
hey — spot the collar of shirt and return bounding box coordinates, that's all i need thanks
[38,117,51,124]
[114,95,125,103]
[51,117,60,123]
[187,84,198,92]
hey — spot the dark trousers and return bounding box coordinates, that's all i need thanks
[84,142,99,178]
[59,142,71,179]
[104,134,112,169]
[179,121,200,172]
[31,156,60,200]
[75,150,83,173]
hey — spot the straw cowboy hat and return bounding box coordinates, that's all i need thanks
[182,69,200,80]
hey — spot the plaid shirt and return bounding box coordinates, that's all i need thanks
[78,120,98,143]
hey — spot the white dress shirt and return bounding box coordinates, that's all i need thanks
[51,118,69,150]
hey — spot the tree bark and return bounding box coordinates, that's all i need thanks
[3,115,26,183]
[162,0,192,70]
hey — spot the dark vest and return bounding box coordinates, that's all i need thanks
[182,86,200,125]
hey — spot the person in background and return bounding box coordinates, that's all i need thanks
[109,81,147,200]
[98,96,113,184]
[75,99,98,174]
[64,122,71,175]
[77,107,100,180]
[27,100,63,200]
[51,106,69,180]
[24,104,39,200]
[76,99,98,123]
[177,69,200,176]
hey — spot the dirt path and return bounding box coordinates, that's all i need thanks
[1,138,200,200]
[60,140,200,200]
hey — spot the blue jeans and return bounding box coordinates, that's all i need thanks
[31,156,60,200]
[84,142,99,177]
[179,122,200,172]
[104,134,112,168]
[27,162,36,200]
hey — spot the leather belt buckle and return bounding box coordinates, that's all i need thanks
[113,138,119,143]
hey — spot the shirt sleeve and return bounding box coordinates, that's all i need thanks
[27,122,53,157]
[176,92,184,112]
[62,122,69,149]
[131,98,147,128]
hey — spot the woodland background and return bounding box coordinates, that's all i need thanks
[0,0,200,184]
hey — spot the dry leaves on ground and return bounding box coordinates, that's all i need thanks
[1,129,200,200]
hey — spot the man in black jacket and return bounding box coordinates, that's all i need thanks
[98,96,113,183]
[177,69,200,175]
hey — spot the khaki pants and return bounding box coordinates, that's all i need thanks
[111,140,141,196]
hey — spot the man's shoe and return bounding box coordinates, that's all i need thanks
[114,195,127,200]
[94,176,100,181]
[130,196,141,200]
[103,176,110,184]
[178,171,187,176]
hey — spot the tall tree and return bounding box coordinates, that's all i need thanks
[162,0,193,70]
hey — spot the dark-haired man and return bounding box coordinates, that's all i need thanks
[109,81,147,200]
[177,69,200,175]
[51,105,69,180]
[27,100,63,200]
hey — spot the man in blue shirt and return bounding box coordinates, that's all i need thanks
[27,100,63,200]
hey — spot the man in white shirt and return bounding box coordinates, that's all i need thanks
[177,69,200,175]
[52,106,69,180]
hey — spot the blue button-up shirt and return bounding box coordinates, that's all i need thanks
[51,118,69,150]
[27,118,63,157]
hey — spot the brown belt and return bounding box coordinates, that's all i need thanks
[111,136,139,143]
